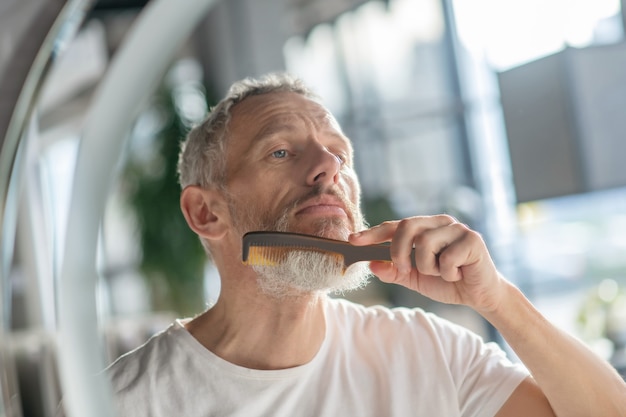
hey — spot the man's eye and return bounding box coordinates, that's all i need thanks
[272,149,287,158]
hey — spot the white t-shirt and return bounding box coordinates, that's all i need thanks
[107,298,528,416]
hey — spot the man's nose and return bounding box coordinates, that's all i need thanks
[305,143,342,187]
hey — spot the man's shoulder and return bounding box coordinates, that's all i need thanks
[106,320,187,392]
[326,297,481,342]
[325,297,434,337]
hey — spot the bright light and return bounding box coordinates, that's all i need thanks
[453,0,622,71]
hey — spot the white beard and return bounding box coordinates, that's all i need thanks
[226,189,371,299]
[252,249,371,299]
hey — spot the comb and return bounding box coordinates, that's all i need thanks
[242,231,415,269]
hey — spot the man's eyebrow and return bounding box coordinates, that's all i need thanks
[252,116,349,143]
[253,123,299,143]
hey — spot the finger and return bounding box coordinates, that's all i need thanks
[368,261,398,284]
[349,220,400,245]
[350,215,455,245]
[370,261,460,304]
[437,225,486,283]
[411,221,469,278]
[391,215,457,274]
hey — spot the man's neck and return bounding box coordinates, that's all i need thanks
[185,288,327,370]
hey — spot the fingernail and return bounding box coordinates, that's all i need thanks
[351,232,362,238]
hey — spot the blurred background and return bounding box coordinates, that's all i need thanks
[2,0,626,415]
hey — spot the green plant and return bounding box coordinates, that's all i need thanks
[123,83,210,316]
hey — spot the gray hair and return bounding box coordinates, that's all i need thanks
[177,72,319,189]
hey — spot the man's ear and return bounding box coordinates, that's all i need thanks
[180,185,229,240]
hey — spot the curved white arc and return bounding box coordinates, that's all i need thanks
[0,1,92,416]
[58,1,219,416]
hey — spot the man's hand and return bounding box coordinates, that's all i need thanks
[351,215,626,417]
[349,215,505,314]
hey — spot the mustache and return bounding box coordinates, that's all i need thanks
[289,185,357,220]
[228,184,365,236]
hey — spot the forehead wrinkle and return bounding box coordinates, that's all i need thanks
[232,94,352,156]
[251,110,326,143]
[253,117,302,144]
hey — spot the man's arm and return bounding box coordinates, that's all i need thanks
[349,215,626,417]
[496,376,553,417]
[489,282,626,417]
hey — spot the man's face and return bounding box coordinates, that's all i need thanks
[223,91,366,240]
[220,91,370,297]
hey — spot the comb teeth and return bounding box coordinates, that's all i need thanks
[243,245,344,267]
[244,246,283,266]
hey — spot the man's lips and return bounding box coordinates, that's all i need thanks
[295,196,349,218]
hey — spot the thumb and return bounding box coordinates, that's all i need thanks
[368,261,399,284]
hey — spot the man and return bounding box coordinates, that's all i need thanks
[107,73,626,416]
